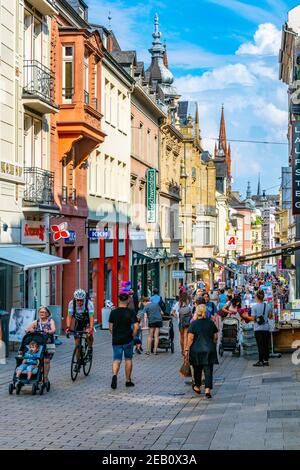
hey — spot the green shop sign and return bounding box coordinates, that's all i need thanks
[147,169,156,223]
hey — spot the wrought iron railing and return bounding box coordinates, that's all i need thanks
[70,188,77,204]
[62,186,68,204]
[23,167,54,206]
[62,87,74,101]
[92,97,99,111]
[23,60,55,104]
[84,90,90,105]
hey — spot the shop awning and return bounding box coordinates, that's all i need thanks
[0,245,70,270]
[198,257,236,274]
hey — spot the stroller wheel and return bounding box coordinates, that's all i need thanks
[32,384,37,395]
[8,383,14,395]
[16,383,22,395]
[39,383,45,396]
[46,381,50,392]
[171,342,175,353]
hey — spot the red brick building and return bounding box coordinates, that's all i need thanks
[50,1,105,320]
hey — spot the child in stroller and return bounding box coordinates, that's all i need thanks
[9,331,50,396]
[15,340,40,382]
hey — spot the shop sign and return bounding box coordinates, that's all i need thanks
[146,169,156,223]
[226,235,237,251]
[292,121,300,215]
[172,270,186,279]
[88,228,111,240]
[184,253,193,258]
[65,230,76,244]
[51,223,70,241]
[21,220,46,245]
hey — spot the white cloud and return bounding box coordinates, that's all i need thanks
[175,63,256,93]
[249,61,277,80]
[236,23,281,56]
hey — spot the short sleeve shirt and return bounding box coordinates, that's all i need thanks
[109,307,138,345]
[68,299,94,321]
[251,302,271,331]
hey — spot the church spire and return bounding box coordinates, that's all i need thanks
[257,173,261,196]
[246,181,251,199]
[219,105,227,153]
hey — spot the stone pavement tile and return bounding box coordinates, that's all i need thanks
[180,444,210,450]
[185,432,216,445]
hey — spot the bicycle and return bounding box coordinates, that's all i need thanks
[66,330,93,381]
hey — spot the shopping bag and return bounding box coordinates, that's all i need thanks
[179,357,192,378]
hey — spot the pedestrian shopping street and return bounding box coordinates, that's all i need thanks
[1,327,300,451]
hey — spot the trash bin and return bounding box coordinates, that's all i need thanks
[0,310,10,358]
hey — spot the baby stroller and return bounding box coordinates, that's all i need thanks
[8,332,50,396]
[219,316,241,357]
[151,316,175,353]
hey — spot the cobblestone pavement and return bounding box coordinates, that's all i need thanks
[1,325,300,450]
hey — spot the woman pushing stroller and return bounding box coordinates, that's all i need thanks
[26,306,56,386]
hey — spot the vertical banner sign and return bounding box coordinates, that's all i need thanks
[147,169,156,223]
[292,121,300,215]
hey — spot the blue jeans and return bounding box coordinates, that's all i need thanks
[113,341,134,361]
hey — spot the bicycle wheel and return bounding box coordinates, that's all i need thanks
[71,345,81,382]
[83,339,92,376]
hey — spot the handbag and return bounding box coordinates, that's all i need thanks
[179,357,192,378]
[256,304,266,326]
[46,343,56,354]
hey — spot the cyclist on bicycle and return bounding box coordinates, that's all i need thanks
[65,289,94,357]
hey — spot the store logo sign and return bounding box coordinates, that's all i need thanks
[147,169,156,223]
[292,122,300,215]
[51,223,70,241]
[226,235,237,251]
[21,220,46,245]
[88,228,111,240]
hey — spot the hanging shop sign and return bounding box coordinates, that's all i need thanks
[172,270,186,279]
[21,220,46,245]
[88,228,111,240]
[226,235,237,251]
[51,222,70,242]
[146,169,156,223]
[292,121,300,215]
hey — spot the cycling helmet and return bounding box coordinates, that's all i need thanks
[74,289,86,300]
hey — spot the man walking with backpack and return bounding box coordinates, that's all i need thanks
[65,289,94,359]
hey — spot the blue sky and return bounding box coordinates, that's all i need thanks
[88,0,299,197]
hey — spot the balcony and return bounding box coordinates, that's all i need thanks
[23,167,59,212]
[23,60,58,114]
[27,0,58,16]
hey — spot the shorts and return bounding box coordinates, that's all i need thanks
[149,322,162,328]
[74,319,89,337]
[112,341,134,361]
[17,364,38,375]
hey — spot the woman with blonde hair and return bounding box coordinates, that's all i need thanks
[178,292,193,355]
[185,304,218,398]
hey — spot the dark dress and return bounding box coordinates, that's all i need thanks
[188,319,219,389]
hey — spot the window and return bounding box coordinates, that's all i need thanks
[78,6,85,18]
[117,91,122,130]
[193,221,215,246]
[105,80,110,122]
[139,122,144,157]
[147,129,151,162]
[94,63,98,110]
[84,50,89,104]
[104,155,109,197]
[110,84,116,126]
[131,115,134,154]
[24,114,43,168]
[62,45,74,102]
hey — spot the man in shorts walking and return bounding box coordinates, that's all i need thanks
[109,293,139,389]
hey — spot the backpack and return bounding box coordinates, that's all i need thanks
[72,292,90,321]
[159,297,166,313]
